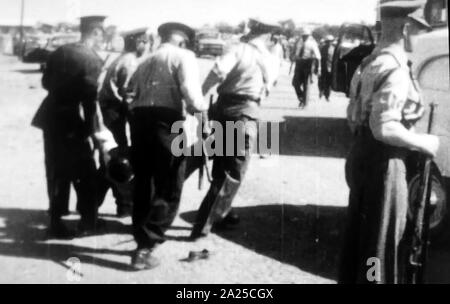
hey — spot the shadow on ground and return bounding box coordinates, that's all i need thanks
[181,204,347,281]
[0,208,135,272]
[278,116,352,158]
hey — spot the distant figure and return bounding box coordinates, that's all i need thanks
[292,28,321,109]
[96,28,151,218]
[318,35,335,101]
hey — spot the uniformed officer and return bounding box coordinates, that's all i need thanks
[126,22,207,270]
[32,15,116,238]
[190,18,280,239]
[96,28,152,217]
[318,34,335,101]
[291,28,321,108]
[339,0,439,284]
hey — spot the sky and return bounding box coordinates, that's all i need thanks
[0,0,379,30]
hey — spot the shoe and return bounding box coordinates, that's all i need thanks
[47,220,75,240]
[131,248,160,271]
[76,219,106,237]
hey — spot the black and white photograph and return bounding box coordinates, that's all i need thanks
[0,0,449,286]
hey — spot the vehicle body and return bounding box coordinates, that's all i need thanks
[195,31,225,57]
[332,0,450,237]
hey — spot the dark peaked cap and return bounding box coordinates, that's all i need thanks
[123,28,150,52]
[158,22,195,43]
[80,15,106,33]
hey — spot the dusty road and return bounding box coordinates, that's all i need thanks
[0,53,449,284]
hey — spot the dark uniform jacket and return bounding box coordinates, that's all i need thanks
[32,43,104,138]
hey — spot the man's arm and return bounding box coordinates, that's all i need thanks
[369,69,439,157]
[81,56,118,154]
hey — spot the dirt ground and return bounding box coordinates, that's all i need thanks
[0,53,449,284]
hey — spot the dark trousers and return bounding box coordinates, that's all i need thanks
[96,115,132,209]
[43,130,98,224]
[319,70,332,100]
[292,59,314,106]
[339,127,409,284]
[129,107,186,249]
[195,112,257,224]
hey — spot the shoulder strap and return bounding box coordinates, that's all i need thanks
[355,50,402,97]
[373,51,402,92]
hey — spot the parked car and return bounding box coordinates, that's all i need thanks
[332,0,449,238]
[194,31,225,57]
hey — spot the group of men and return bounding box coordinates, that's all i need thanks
[32,15,282,270]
